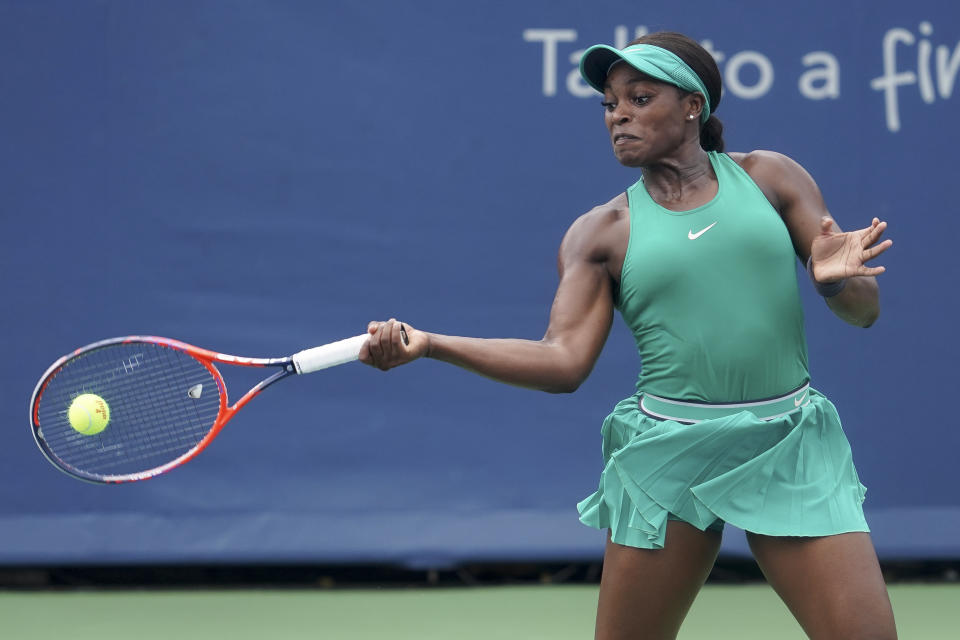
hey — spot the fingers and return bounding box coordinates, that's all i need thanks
[862,238,893,261]
[371,319,398,370]
[860,218,888,245]
[859,265,886,277]
[359,320,382,362]
[859,218,892,273]
[360,318,411,370]
[390,319,408,347]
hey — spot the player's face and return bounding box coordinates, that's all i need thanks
[602,64,692,167]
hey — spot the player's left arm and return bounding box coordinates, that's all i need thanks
[737,150,892,328]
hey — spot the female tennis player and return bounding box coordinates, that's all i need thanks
[361,31,896,639]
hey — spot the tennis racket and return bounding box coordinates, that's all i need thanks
[29,331,403,484]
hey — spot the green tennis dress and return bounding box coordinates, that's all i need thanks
[576,151,869,549]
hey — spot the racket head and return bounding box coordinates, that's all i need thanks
[30,336,228,484]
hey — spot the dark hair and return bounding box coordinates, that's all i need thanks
[629,32,725,152]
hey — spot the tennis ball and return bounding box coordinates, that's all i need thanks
[68,393,110,435]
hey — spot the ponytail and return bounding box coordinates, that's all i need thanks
[700,114,725,152]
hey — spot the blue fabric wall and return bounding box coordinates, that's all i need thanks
[2,0,957,565]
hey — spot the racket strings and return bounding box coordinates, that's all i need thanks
[35,343,222,479]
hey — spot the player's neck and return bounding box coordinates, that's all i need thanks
[641,148,715,206]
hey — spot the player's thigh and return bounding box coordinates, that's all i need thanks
[747,531,896,640]
[596,520,722,640]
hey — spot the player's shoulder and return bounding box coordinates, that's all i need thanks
[568,193,628,240]
[560,192,629,261]
[727,150,819,209]
[728,149,812,182]
[572,192,629,232]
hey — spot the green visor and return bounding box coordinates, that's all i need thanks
[579,43,711,123]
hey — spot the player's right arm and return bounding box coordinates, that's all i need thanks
[361,206,623,393]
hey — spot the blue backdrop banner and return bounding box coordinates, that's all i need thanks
[1,0,957,566]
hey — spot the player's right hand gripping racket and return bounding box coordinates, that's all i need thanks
[29,332,400,484]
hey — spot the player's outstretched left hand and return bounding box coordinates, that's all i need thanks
[809,217,892,283]
[360,318,429,371]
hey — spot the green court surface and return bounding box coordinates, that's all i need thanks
[1,583,957,639]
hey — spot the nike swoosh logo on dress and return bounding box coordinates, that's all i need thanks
[688,221,718,239]
[794,392,809,407]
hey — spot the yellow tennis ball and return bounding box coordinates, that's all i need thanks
[68,393,110,435]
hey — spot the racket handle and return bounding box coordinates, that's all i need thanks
[292,334,369,374]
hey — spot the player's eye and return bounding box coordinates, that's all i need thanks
[632,95,650,105]
[600,100,616,111]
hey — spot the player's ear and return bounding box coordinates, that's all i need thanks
[684,91,705,121]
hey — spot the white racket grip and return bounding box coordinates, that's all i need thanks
[292,334,369,374]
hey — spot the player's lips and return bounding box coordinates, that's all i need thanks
[613,133,640,145]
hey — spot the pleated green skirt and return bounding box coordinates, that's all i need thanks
[577,388,869,549]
